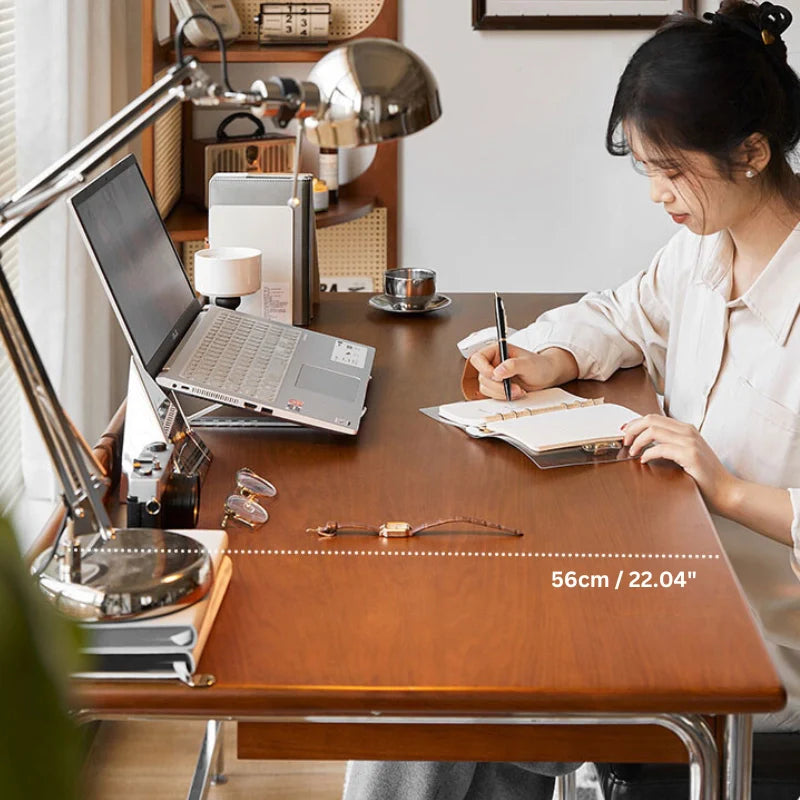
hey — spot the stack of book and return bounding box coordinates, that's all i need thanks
[74,530,231,684]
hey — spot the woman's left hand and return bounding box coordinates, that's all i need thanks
[622,414,736,511]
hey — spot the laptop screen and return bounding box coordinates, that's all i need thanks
[70,155,200,376]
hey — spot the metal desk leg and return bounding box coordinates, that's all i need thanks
[657,714,719,800]
[555,770,577,800]
[722,714,753,800]
[186,720,227,800]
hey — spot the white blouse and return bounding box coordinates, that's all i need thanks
[509,224,800,729]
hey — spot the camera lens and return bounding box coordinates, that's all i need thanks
[161,473,201,529]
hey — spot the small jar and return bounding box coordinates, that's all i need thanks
[313,178,330,212]
[318,147,339,204]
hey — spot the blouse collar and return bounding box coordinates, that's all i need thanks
[699,225,800,346]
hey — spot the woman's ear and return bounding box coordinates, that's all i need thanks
[738,133,771,177]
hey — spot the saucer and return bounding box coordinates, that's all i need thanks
[368,294,452,314]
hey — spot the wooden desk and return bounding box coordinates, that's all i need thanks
[73,294,785,800]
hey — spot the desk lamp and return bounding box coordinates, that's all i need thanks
[0,14,441,622]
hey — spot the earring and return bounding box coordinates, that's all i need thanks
[745,169,756,179]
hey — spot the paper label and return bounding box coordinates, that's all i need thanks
[261,283,291,323]
[331,339,368,369]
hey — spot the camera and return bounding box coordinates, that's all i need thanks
[126,441,201,529]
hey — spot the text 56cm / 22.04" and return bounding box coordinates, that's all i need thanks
[551,570,698,590]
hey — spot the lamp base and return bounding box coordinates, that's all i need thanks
[33,529,213,622]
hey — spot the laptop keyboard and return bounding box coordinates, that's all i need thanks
[181,314,301,403]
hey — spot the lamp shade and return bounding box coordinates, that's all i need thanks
[304,39,442,149]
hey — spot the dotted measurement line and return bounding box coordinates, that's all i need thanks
[82,548,721,560]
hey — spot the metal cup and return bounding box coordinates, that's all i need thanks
[384,268,437,309]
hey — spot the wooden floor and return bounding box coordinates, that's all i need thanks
[81,721,600,799]
[82,720,347,799]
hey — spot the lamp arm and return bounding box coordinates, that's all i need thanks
[0,44,320,571]
[0,257,114,541]
[0,60,199,231]
[0,60,212,556]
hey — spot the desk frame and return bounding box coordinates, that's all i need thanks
[72,708,749,800]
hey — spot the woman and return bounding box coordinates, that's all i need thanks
[344,1,800,796]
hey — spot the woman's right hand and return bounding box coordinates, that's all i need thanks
[469,344,579,400]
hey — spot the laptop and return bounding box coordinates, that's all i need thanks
[69,155,375,435]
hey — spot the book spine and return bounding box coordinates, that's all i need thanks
[484,397,603,424]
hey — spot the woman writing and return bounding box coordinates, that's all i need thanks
[344,1,800,797]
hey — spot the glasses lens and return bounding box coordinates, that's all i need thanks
[237,468,277,498]
[225,494,269,526]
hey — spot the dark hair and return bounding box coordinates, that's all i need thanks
[606,0,800,209]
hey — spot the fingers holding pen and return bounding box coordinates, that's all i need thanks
[478,373,526,400]
[471,344,526,400]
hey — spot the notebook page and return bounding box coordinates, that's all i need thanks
[439,387,585,426]
[486,403,639,453]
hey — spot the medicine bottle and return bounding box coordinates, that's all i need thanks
[318,147,339,204]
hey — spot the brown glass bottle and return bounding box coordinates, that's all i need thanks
[318,147,339,204]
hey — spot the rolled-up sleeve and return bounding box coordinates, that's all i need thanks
[789,489,800,550]
[509,240,680,387]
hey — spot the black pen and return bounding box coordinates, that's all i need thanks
[494,292,513,401]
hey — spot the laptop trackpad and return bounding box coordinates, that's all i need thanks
[295,364,360,402]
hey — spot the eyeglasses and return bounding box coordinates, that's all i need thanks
[221,468,277,528]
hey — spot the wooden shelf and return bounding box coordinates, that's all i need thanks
[165,196,377,243]
[317,196,376,227]
[176,42,332,63]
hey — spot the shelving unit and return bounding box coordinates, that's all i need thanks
[176,43,333,62]
[140,0,399,288]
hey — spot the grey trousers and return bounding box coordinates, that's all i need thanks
[342,761,581,800]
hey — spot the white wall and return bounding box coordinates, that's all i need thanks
[399,0,800,293]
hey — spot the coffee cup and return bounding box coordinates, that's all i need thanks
[384,268,437,309]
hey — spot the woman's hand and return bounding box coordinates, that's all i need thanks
[469,344,579,400]
[622,415,737,511]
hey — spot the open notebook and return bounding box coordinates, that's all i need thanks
[433,387,639,454]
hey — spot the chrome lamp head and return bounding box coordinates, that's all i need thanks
[304,38,442,149]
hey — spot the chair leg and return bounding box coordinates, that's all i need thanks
[555,770,577,800]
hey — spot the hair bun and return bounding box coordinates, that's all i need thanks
[758,2,792,44]
[704,1,792,54]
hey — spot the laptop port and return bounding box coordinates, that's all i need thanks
[243,402,256,409]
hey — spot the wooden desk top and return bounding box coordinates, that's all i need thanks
[77,293,785,720]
